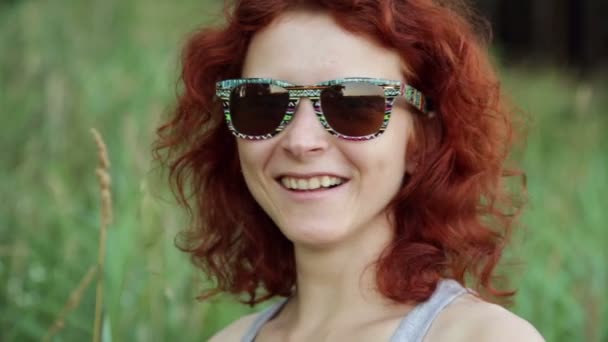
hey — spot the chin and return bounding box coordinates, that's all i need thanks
[277,218,354,248]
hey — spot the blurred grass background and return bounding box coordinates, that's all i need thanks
[0,0,606,341]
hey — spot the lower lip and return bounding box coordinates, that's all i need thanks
[277,181,349,201]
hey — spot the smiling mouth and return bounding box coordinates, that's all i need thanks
[278,175,348,191]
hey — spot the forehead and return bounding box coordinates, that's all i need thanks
[242,10,406,84]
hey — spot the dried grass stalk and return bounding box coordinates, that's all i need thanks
[43,266,98,342]
[90,128,113,342]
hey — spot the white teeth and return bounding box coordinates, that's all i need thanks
[321,176,331,187]
[309,177,320,189]
[297,179,308,190]
[280,176,345,190]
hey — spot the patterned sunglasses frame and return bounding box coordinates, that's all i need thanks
[215,77,432,141]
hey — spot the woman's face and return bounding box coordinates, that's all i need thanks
[237,10,415,248]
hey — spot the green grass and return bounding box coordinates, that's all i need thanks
[0,1,606,341]
[501,68,608,342]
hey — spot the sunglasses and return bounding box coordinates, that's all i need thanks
[215,77,431,141]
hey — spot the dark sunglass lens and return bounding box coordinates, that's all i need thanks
[230,83,289,136]
[320,82,386,137]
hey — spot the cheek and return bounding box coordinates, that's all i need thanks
[342,142,406,181]
[236,144,264,204]
[387,110,413,160]
[358,114,410,178]
[236,142,257,184]
[236,140,274,185]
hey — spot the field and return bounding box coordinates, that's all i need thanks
[1,1,606,341]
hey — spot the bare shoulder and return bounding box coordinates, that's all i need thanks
[460,296,545,342]
[426,293,545,342]
[208,312,259,342]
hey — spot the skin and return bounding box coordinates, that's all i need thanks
[210,9,545,342]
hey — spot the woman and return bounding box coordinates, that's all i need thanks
[155,0,544,341]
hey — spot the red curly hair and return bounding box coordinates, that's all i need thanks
[155,0,525,306]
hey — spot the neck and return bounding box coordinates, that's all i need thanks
[279,213,408,332]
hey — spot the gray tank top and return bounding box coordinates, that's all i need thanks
[241,278,468,342]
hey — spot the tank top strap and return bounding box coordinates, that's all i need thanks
[389,278,468,342]
[241,298,289,342]
[241,279,468,342]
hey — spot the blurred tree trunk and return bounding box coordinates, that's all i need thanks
[474,0,607,70]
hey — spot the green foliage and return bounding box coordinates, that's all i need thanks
[501,69,608,342]
[0,1,606,341]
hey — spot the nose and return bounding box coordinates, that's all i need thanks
[279,99,330,160]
